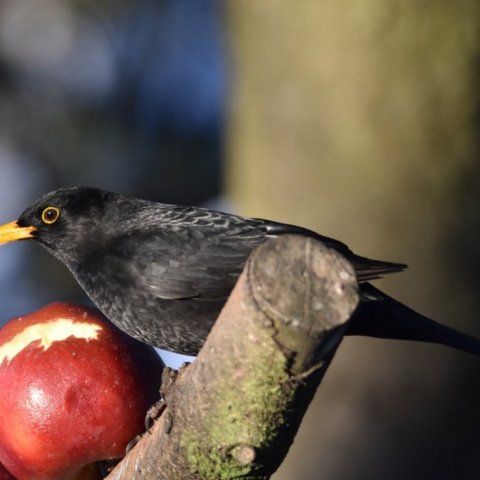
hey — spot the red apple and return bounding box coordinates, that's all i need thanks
[0,303,163,480]
[0,461,15,480]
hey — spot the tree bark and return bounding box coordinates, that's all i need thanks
[105,235,359,479]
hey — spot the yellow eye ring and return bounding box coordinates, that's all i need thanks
[41,206,61,225]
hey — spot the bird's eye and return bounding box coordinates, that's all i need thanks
[41,206,61,225]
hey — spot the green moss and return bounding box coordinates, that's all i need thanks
[214,347,291,445]
[183,433,254,479]
[181,341,294,479]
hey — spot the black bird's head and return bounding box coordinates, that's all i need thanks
[0,186,117,264]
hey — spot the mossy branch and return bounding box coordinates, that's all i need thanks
[105,235,359,479]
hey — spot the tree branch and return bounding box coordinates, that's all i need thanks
[106,235,359,479]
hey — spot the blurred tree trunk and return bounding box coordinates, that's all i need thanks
[225,2,480,479]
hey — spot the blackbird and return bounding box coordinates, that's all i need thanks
[1,186,480,356]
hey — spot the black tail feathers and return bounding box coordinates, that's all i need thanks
[347,284,480,357]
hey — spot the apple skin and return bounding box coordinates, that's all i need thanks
[0,461,15,480]
[0,303,163,480]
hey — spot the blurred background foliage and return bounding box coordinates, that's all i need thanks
[0,1,480,478]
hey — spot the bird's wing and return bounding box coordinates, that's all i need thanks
[108,203,406,301]
[128,222,266,301]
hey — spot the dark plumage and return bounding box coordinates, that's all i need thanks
[1,186,480,356]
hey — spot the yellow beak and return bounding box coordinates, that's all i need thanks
[0,221,36,245]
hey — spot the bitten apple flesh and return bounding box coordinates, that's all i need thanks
[0,303,163,480]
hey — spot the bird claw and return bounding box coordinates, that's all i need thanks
[125,434,142,453]
[144,398,167,432]
[143,367,179,433]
